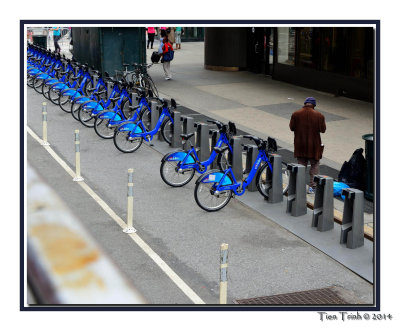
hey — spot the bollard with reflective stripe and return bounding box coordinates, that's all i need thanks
[219,243,229,304]
[123,168,137,234]
[41,102,50,146]
[73,130,84,182]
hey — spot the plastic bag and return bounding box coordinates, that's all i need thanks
[333,181,350,200]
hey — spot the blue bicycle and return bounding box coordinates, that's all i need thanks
[160,120,236,187]
[58,64,94,112]
[93,87,152,139]
[113,98,175,153]
[78,79,132,128]
[194,135,289,211]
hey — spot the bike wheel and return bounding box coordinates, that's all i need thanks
[83,80,94,96]
[94,117,115,139]
[71,100,82,121]
[78,105,95,127]
[121,98,132,119]
[160,118,173,145]
[27,75,34,87]
[194,170,233,212]
[144,76,159,97]
[33,77,44,93]
[58,93,72,113]
[48,87,60,105]
[42,83,50,100]
[113,130,143,153]
[282,162,289,195]
[138,106,151,131]
[160,159,195,187]
[255,162,289,199]
[217,149,233,171]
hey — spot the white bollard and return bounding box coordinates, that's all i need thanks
[73,130,84,182]
[41,102,50,146]
[219,243,229,304]
[123,168,137,234]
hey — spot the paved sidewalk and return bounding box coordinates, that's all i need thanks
[145,41,375,238]
[56,38,375,237]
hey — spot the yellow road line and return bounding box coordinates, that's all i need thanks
[27,126,205,304]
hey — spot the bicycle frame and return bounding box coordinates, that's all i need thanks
[96,93,148,126]
[117,105,173,142]
[167,132,233,175]
[211,149,272,196]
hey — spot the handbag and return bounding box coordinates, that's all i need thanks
[163,49,174,62]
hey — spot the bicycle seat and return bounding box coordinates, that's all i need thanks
[213,146,229,153]
[180,133,194,141]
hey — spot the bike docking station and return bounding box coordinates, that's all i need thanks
[123,168,137,234]
[149,100,160,145]
[180,115,195,150]
[311,175,334,232]
[243,144,258,192]
[194,122,210,162]
[340,188,364,249]
[41,102,50,146]
[230,136,243,182]
[265,154,284,203]
[73,129,84,182]
[209,129,220,168]
[286,163,307,217]
[171,111,182,148]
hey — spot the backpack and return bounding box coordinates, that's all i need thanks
[338,148,366,190]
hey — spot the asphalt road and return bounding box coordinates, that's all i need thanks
[26,87,373,305]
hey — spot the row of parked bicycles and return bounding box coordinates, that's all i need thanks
[27,44,288,212]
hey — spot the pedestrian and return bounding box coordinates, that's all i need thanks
[167,27,175,47]
[146,27,156,49]
[159,36,174,80]
[160,27,167,39]
[51,27,61,53]
[289,97,326,193]
[175,27,184,49]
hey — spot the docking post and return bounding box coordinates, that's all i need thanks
[123,168,137,234]
[41,102,50,146]
[219,243,229,304]
[73,130,84,182]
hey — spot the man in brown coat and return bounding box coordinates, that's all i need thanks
[289,97,326,193]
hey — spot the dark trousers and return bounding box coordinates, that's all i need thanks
[147,33,155,48]
[54,35,61,53]
[297,157,320,188]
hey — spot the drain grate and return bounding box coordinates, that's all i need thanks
[234,287,349,305]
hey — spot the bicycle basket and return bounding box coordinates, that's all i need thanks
[267,137,278,152]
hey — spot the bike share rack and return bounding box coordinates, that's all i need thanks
[311,175,334,232]
[209,129,220,168]
[340,188,365,249]
[194,122,210,162]
[230,136,243,182]
[266,154,284,203]
[286,164,307,217]
[243,144,258,192]
[150,101,159,131]
[171,111,182,148]
[180,116,195,150]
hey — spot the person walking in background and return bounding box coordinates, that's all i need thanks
[159,36,174,80]
[51,27,61,53]
[160,27,167,39]
[146,27,156,49]
[167,27,175,47]
[289,97,326,193]
[175,27,184,49]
